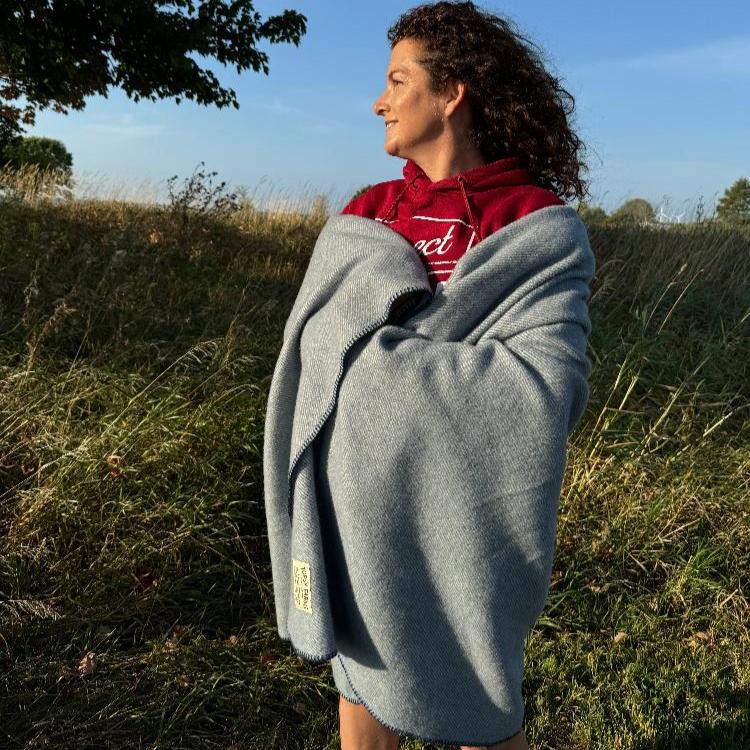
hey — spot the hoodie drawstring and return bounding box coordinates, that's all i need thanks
[457,176,481,244]
[383,170,481,245]
[382,175,418,223]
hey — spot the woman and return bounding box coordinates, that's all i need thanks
[334,2,590,749]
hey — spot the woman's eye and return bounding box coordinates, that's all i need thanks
[393,80,402,85]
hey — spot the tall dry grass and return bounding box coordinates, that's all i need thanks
[0,164,748,749]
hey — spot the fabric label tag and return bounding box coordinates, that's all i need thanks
[292,559,312,613]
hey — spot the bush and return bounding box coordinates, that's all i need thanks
[576,201,608,226]
[347,184,374,204]
[166,162,241,227]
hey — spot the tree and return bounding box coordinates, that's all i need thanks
[1,135,72,175]
[0,1,307,152]
[608,198,656,226]
[716,178,750,226]
[576,200,608,226]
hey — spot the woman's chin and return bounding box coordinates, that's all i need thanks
[384,141,400,157]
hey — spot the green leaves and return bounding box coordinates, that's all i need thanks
[0,1,308,135]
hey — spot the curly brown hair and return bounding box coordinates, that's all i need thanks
[387,1,591,204]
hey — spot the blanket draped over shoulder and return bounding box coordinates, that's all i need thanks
[263,205,595,746]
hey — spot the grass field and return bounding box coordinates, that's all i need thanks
[0,165,748,749]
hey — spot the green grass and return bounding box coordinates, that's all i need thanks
[0,167,748,749]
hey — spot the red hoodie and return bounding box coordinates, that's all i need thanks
[341,155,564,293]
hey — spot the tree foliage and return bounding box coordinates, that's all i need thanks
[609,198,655,225]
[716,177,750,226]
[1,135,72,175]
[0,1,307,151]
[576,200,608,226]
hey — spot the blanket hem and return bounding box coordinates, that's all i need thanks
[337,655,526,747]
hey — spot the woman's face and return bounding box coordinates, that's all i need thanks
[372,37,448,161]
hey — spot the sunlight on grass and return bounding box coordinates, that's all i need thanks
[0,165,748,749]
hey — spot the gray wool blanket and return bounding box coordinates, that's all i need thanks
[263,205,595,747]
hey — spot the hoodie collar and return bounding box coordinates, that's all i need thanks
[381,155,533,238]
[401,154,531,195]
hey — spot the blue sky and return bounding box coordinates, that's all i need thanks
[26,0,749,217]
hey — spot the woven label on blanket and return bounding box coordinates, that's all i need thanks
[292,559,312,613]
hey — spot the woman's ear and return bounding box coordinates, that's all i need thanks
[444,79,468,118]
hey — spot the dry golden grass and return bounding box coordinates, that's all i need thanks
[0,165,748,749]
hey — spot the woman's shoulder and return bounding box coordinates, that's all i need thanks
[339,179,405,218]
[511,184,566,214]
[477,184,566,238]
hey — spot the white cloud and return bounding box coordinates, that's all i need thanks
[83,112,169,138]
[569,34,750,78]
[623,35,750,76]
[252,95,344,134]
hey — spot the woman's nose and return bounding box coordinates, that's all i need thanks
[373,92,388,117]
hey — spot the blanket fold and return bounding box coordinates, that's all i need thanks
[263,205,594,746]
